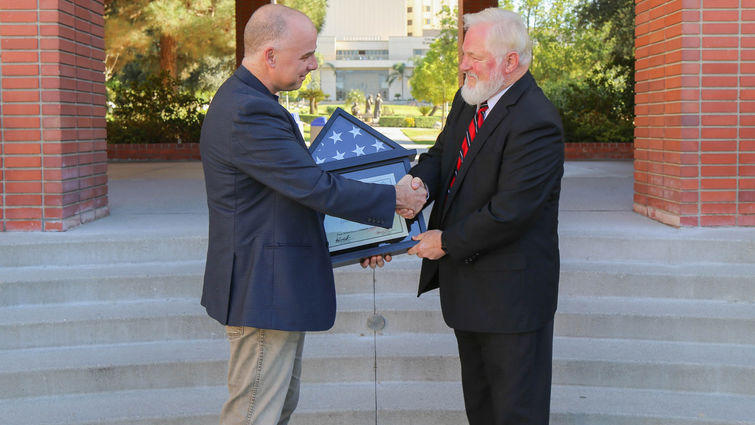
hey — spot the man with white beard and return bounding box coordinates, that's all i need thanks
[404,7,565,425]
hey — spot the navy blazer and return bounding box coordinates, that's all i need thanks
[410,72,564,333]
[200,67,395,331]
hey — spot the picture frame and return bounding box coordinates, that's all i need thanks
[309,107,427,267]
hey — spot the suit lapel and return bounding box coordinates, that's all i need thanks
[440,102,476,192]
[442,73,535,219]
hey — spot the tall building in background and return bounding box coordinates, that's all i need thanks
[316,0,454,101]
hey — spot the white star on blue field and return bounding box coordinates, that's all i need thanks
[311,116,394,164]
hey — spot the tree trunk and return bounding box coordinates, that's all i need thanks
[429,105,438,116]
[160,34,177,79]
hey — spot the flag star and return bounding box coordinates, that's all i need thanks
[348,126,362,138]
[352,145,365,156]
[329,131,342,144]
[332,150,345,160]
[372,141,386,151]
[315,156,325,164]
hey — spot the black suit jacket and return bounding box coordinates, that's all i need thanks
[200,67,395,331]
[410,72,564,333]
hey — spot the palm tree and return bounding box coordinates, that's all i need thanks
[386,62,407,100]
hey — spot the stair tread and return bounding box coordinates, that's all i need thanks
[1,383,754,425]
[2,293,754,326]
[557,295,755,319]
[2,333,753,375]
[0,260,205,283]
[560,258,755,276]
[0,298,206,325]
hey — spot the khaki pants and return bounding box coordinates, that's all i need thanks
[220,326,305,425]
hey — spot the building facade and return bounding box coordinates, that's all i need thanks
[316,0,455,101]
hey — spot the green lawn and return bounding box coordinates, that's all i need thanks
[401,128,441,144]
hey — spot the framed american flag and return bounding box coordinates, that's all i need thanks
[309,107,427,267]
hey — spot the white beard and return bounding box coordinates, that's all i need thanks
[461,71,505,106]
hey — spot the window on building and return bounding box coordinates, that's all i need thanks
[425,18,431,24]
[335,70,389,100]
[407,6,412,12]
[407,19,412,25]
[425,5,430,12]
[407,31,413,36]
[413,49,428,57]
[336,49,389,60]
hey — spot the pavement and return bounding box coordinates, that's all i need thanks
[88,160,642,237]
[2,158,751,246]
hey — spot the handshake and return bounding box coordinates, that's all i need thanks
[362,173,443,268]
[394,174,426,219]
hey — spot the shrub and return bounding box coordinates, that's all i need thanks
[107,73,207,144]
[378,116,406,127]
[418,105,433,116]
[403,117,415,127]
[413,116,441,128]
[298,114,326,124]
[325,106,337,114]
[541,76,633,143]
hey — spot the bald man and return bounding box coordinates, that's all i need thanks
[199,5,425,424]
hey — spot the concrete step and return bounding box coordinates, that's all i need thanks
[3,221,752,269]
[559,260,755,302]
[0,233,207,267]
[555,295,755,344]
[3,257,751,311]
[0,333,455,399]
[0,261,205,307]
[367,257,755,302]
[552,337,755,395]
[2,382,754,425]
[4,332,753,399]
[0,261,380,307]
[559,227,755,265]
[0,299,224,350]
[2,293,753,350]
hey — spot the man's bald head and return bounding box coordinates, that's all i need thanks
[243,4,313,57]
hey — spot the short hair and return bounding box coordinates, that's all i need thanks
[243,4,308,56]
[463,8,532,66]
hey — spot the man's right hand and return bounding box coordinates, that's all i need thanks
[395,174,426,219]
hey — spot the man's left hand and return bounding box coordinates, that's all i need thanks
[407,230,445,260]
[360,254,392,269]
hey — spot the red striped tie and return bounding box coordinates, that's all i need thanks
[449,102,488,190]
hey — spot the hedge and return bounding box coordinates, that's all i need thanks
[297,114,326,124]
[414,116,441,128]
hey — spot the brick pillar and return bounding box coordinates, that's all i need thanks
[634,1,755,227]
[0,0,108,231]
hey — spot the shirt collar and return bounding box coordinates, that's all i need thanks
[235,66,279,101]
[479,85,510,118]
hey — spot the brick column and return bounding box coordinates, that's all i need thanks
[634,1,755,227]
[0,0,108,231]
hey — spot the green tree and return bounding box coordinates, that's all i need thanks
[278,0,328,32]
[576,0,635,120]
[409,6,458,122]
[299,78,329,114]
[105,0,235,82]
[387,62,407,99]
[498,0,634,142]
